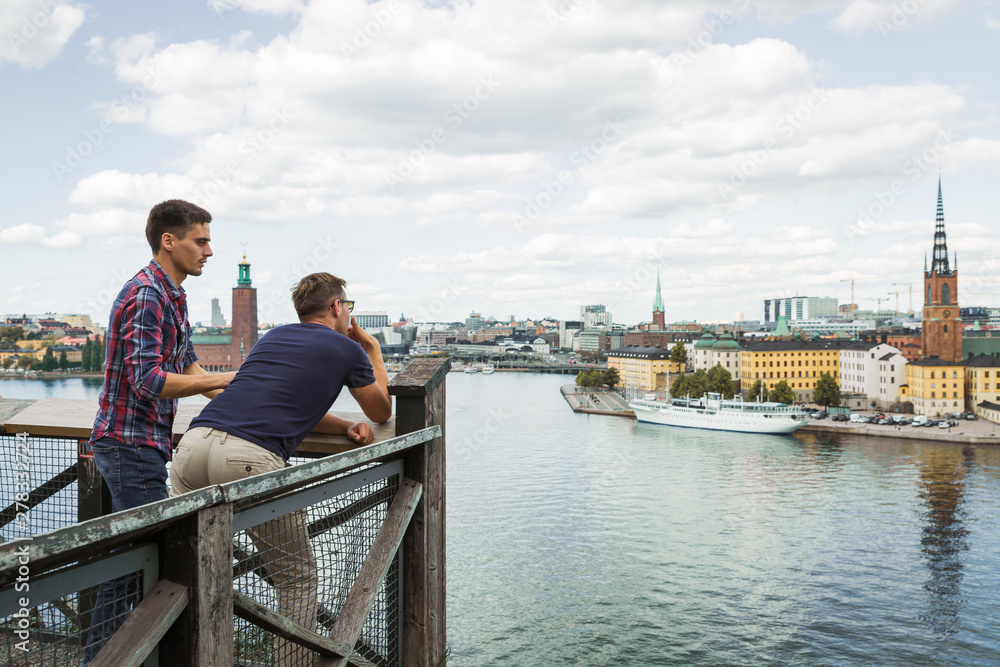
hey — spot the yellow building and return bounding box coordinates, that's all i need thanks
[905,357,965,417]
[0,348,37,361]
[740,340,843,403]
[964,353,1000,415]
[607,347,684,392]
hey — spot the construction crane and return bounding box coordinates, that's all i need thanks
[861,296,886,315]
[888,290,905,315]
[840,276,856,313]
[892,281,913,313]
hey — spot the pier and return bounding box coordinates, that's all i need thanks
[0,357,450,666]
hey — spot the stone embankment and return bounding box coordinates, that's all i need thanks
[561,386,634,417]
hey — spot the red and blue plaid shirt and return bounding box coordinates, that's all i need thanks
[91,260,198,460]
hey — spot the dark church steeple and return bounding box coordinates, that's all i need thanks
[930,177,951,275]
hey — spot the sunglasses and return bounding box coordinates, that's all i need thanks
[333,299,354,313]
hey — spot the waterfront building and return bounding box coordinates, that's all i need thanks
[607,347,684,392]
[964,353,1000,415]
[711,333,741,380]
[763,296,838,324]
[739,339,845,403]
[839,341,901,404]
[906,358,965,416]
[693,332,715,371]
[877,350,907,409]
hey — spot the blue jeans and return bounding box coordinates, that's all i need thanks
[82,439,168,664]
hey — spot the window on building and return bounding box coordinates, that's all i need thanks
[931,392,936,398]
[953,392,958,398]
[931,371,935,379]
[953,372,957,379]
[942,283,950,305]
[928,285,933,304]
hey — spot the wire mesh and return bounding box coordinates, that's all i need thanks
[0,570,144,666]
[234,467,401,667]
[0,434,81,542]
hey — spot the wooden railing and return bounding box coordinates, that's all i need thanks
[0,356,449,666]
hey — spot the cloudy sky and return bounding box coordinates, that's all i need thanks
[2,0,1000,327]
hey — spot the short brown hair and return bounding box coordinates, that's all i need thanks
[146,200,212,253]
[292,273,346,318]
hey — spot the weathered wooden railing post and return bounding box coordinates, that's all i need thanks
[157,503,234,666]
[389,357,450,666]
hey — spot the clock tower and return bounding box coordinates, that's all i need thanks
[921,179,962,362]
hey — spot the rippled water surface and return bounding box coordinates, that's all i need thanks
[4,374,999,665]
[444,373,1000,666]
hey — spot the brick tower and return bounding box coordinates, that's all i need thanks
[921,179,962,362]
[231,252,258,367]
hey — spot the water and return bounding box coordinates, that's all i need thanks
[3,374,999,665]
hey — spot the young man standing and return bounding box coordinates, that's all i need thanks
[168,272,391,666]
[83,199,235,662]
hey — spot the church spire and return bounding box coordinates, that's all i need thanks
[931,177,951,275]
[653,269,664,313]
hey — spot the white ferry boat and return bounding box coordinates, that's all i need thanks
[481,364,495,374]
[629,392,807,435]
[464,365,480,374]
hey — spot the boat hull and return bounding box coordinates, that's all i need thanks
[631,401,806,435]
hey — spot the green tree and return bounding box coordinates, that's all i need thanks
[1,357,13,370]
[747,379,766,402]
[42,347,57,371]
[672,369,710,398]
[17,356,33,370]
[707,364,736,398]
[81,339,92,371]
[769,380,795,405]
[58,350,68,371]
[0,326,24,348]
[601,367,620,387]
[814,372,842,407]
[92,335,105,370]
[576,369,602,387]
[670,341,687,365]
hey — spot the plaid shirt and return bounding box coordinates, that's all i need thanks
[91,260,198,460]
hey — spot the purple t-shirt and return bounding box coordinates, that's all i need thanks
[190,322,376,460]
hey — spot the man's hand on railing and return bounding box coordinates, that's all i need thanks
[346,422,374,446]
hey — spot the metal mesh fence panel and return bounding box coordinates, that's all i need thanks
[0,570,144,667]
[0,434,81,542]
[233,466,401,667]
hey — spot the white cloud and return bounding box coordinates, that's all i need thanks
[208,0,305,16]
[0,223,82,248]
[0,0,85,69]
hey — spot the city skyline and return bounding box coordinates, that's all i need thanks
[3,0,1000,325]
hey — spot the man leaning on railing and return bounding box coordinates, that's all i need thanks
[168,272,391,666]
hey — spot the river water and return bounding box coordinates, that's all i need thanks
[3,373,999,665]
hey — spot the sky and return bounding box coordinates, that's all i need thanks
[2,0,1000,327]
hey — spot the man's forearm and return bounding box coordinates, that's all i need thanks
[367,347,389,395]
[158,371,230,399]
[312,413,353,435]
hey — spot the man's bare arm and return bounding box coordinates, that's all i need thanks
[159,365,235,399]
